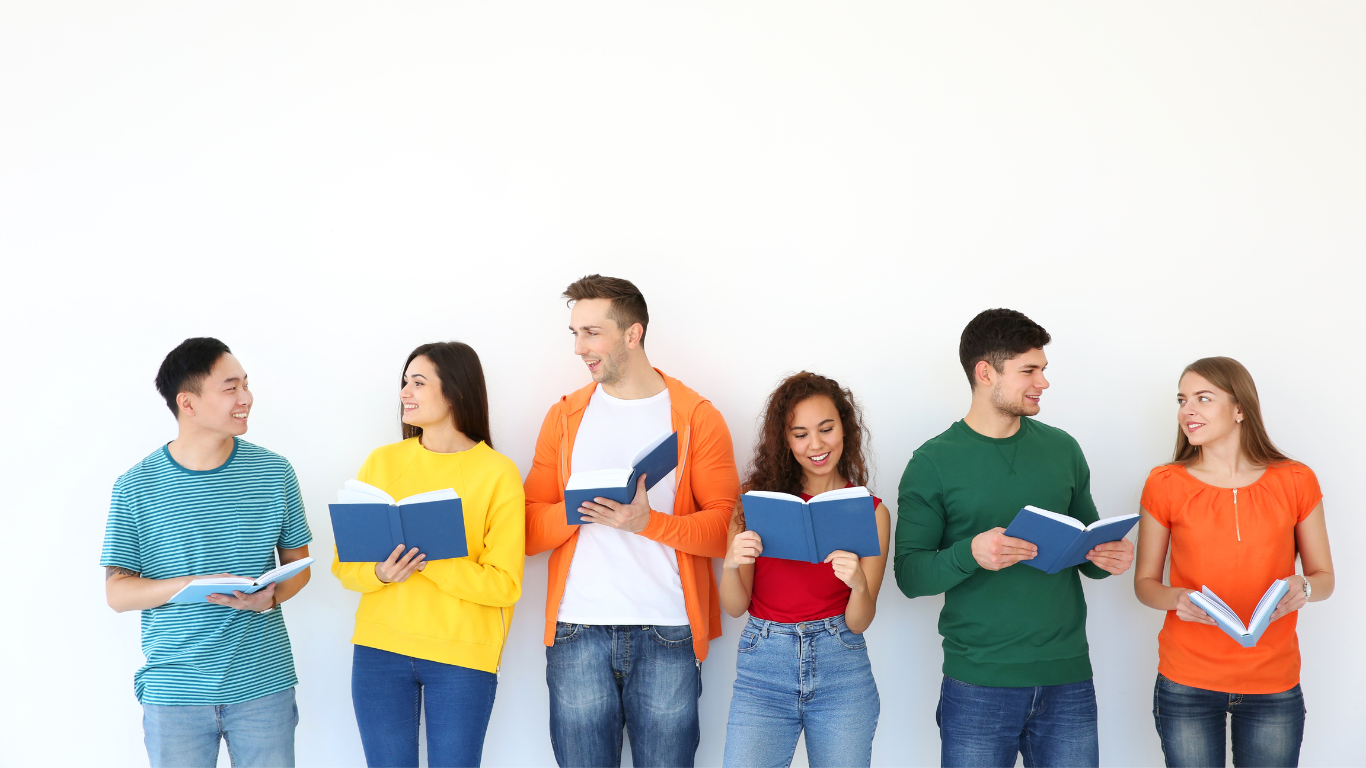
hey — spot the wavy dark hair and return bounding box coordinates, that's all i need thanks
[735,371,870,531]
[400,342,493,448]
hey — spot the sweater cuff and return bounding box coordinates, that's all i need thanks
[638,509,667,540]
[952,537,981,574]
[357,563,387,592]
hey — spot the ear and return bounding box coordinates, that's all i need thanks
[974,359,995,388]
[1234,405,1244,424]
[626,322,644,349]
[176,391,195,419]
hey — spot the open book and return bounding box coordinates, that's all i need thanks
[564,432,678,525]
[1003,505,1139,575]
[741,486,880,563]
[168,557,315,604]
[329,479,468,562]
[1189,579,1290,648]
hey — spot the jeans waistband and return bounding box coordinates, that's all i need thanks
[745,614,848,637]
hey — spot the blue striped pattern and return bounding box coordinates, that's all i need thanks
[101,438,312,705]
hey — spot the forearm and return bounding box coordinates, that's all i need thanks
[420,558,523,607]
[843,585,876,634]
[893,538,978,598]
[719,566,751,618]
[106,572,186,612]
[639,506,729,558]
[331,554,386,594]
[1304,570,1334,602]
[1079,561,1112,580]
[273,571,310,604]
[526,501,575,555]
[1135,575,1184,611]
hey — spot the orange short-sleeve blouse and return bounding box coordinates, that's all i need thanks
[1140,462,1321,694]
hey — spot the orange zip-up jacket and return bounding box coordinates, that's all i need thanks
[524,369,739,661]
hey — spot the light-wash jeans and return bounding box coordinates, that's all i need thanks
[142,687,297,768]
[723,615,880,768]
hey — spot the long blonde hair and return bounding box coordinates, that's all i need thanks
[1172,357,1291,467]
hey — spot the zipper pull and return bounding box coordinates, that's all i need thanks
[1233,488,1241,542]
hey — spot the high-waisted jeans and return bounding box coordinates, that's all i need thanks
[723,615,880,768]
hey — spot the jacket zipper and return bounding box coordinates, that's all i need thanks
[1233,488,1241,542]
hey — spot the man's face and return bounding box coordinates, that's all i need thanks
[180,353,252,435]
[987,348,1050,417]
[569,298,633,386]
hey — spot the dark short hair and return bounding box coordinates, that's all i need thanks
[959,309,1051,388]
[563,274,650,344]
[401,342,493,448]
[155,337,232,417]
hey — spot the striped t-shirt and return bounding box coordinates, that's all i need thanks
[100,438,312,705]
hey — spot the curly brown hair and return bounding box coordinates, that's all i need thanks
[735,371,871,531]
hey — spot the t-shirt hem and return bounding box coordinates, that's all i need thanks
[557,615,691,626]
[136,678,298,707]
[944,654,1093,688]
[1156,662,1301,696]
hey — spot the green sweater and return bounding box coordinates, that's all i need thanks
[894,417,1109,687]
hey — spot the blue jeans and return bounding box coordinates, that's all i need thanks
[936,676,1099,768]
[142,687,297,768]
[723,615,879,768]
[546,623,701,768]
[1153,674,1305,768]
[350,645,498,768]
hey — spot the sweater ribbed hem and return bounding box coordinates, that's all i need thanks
[352,620,502,674]
[944,653,1093,688]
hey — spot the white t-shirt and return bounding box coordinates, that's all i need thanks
[557,386,690,626]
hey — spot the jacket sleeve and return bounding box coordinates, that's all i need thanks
[420,463,526,607]
[638,401,738,558]
[525,402,576,556]
[893,452,981,598]
[331,452,388,593]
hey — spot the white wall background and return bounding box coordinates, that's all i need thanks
[2,3,1363,766]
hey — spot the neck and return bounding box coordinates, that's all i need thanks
[1191,432,1252,478]
[601,353,667,400]
[167,424,237,471]
[802,470,848,497]
[963,396,1022,439]
[417,420,477,454]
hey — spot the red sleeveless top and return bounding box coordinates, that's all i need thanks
[748,488,882,623]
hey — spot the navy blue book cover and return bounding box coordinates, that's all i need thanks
[742,490,879,563]
[564,432,678,525]
[1004,506,1138,574]
[330,498,469,562]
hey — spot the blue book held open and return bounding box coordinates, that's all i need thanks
[741,486,880,563]
[564,432,678,525]
[1003,505,1139,575]
[329,480,469,562]
[167,556,315,604]
[1189,579,1289,648]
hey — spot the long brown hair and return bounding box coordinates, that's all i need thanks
[400,342,493,448]
[1172,356,1289,467]
[735,371,871,531]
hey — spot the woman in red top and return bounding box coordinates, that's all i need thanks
[1133,357,1335,768]
[719,372,892,768]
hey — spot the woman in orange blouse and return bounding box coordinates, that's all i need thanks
[1134,357,1335,768]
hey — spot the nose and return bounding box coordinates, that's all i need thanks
[573,336,589,356]
[1037,372,1050,390]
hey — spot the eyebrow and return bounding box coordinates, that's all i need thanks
[791,419,836,430]
[222,376,242,384]
[405,373,427,379]
[569,324,604,332]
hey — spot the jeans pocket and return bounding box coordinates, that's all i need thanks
[553,622,582,644]
[737,630,762,654]
[647,624,694,648]
[837,627,867,650]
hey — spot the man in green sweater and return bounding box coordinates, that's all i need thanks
[895,309,1134,768]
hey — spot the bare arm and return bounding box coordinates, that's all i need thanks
[105,566,220,613]
[1133,508,1214,624]
[720,527,759,618]
[1267,502,1335,622]
[831,502,892,634]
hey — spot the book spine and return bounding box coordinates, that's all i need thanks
[387,505,405,549]
[800,502,819,563]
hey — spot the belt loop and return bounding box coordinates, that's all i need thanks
[761,620,771,639]
[826,617,838,636]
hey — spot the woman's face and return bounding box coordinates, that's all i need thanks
[400,355,452,430]
[1177,371,1242,448]
[788,395,844,479]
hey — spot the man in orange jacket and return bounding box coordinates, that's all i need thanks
[524,274,740,768]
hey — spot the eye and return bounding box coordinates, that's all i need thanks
[1199,396,1210,402]
[820,427,833,434]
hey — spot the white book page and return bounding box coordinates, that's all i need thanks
[187,577,255,586]
[1083,513,1140,532]
[1193,587,1247,633]
[809,486,871,502]
[254,556,315,586]
[631,431,674,466]
[1250,579,1288,626]
[566,468,633,490]
[744,491,805,503]
[339,479,395,505]
[1023,505,1084,530]
[397,488,459,505]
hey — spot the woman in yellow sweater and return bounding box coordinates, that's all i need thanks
[332,342,525,768]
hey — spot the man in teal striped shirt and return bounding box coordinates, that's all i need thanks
[102,338,313,768]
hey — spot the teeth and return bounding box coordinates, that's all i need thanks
[811,453,830,461]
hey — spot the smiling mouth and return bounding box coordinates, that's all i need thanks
[232,412,248,420]
[1186,422,1206,431]
[403,404,417,412]
[809,452,831,464]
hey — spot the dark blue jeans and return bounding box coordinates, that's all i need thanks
[1153,674,1305,768]
[936,675,1099,768]
[546,623,701,768]
[350,645,498,768]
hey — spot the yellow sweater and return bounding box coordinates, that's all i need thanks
[331,438,525,673]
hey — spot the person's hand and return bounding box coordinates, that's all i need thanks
[1174,590,1215,625]
[1267,576,1309,623]
[825,550,867,591]
[725,531,763,569]
[578,474,652,533]
[207,582,277,612]
[971,528,1037,571]
[375,544,426,583]
[1085,538,1135,575]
